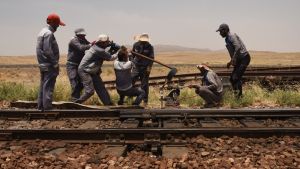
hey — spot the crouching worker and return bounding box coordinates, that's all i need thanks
[75,34,119,105]
[114,46,145,106]
[188,64,223,108]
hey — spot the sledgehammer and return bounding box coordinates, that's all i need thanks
[131,51,177,82]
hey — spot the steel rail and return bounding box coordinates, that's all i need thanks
[103,71,300,86]
[104,71,300,84]
[1,108,300,119]
[0,109,120,119]
[1,128,300,142]
[120,108,300,118]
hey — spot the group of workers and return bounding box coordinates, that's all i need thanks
[36,13,251,110]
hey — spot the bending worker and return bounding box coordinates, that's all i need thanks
[216,23,251,98]
[75,34,120,105]
[189,64,223,108]
[36,13,65,110]
[67,28,91,101]
[114,46,145,106]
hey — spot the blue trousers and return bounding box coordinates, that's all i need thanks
[230,54,251,97]
[37,67,58,110]
[76,69,112,105]
[66,64,83,101]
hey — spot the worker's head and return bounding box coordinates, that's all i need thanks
[75,28,86,39]
[46,13,65,31]
[196,64,210,75]
[216,23,229,38]
[117,46,129,62]
[96,34,110,48]
[138,33,150,44]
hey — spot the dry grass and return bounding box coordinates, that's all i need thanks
[0,50,299,89]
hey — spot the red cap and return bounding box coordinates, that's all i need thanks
[47,13,65,26]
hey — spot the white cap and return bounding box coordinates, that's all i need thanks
[75,28,86,35]
[196,64,210,70]
[97,34,109,42]
[138,33,150,42]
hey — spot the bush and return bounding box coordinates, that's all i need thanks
[0,82,38,101]
[272,88,300,106]
[1,81,299,108]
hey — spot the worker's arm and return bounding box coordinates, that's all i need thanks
[42,32,59,67]
[69,38,91,52]
[206,72,218,91]
[230,34,242,66]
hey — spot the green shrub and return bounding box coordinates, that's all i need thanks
[179,88,204,107]
[271,88,300,106]
[1,81,299,108]
[0,82,38,101]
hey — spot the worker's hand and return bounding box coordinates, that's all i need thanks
[188,84,197,88]
[53,64,59,72]
[232,59,237,66]
[146,66,152,74]
[91,40,96,46]
[226,61,232,69]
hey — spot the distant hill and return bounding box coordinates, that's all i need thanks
[154,44,211,53]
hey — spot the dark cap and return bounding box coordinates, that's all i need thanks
[216,23,229,32]
[75,28,86,35]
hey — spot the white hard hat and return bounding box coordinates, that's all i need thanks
[97,34,109,42]
[138,33,150,42]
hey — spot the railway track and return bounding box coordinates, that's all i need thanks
[1,108,300,144]
[104,68,300,89]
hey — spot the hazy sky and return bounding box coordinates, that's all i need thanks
[0,0,300,56]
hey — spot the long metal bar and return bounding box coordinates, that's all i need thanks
[103,71,300,86]
[1,128,299,142]
[0,109,120,119]
[1,108,300,119]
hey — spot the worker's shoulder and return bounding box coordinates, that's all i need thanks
[38,27,53,37]
[207,70,218,76]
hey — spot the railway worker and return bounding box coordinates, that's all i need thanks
[75,34,120,105]
[67,28,91,101]
[131,33,154,106]
[188,64,223,108]
[114,46,146,106]
[36,13,65,111]
[216,23,251,98]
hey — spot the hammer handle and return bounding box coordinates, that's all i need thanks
[131,51,172,69]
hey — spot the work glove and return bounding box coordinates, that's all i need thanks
[109,41,121,55]
[53,63,59,73]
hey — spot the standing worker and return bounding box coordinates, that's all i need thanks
[67,28,91,101]
[114,46,145,106]
[216,23,251,98]
[189,64,223,108]
[131,33,154,106]
[36,13,65,110]
[75,34,120,105]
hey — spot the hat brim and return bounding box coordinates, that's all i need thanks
[139,37,149,42]
[76,32,86,35]
[59,21,66,26]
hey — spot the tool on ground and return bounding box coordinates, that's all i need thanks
[131,51,177,82]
